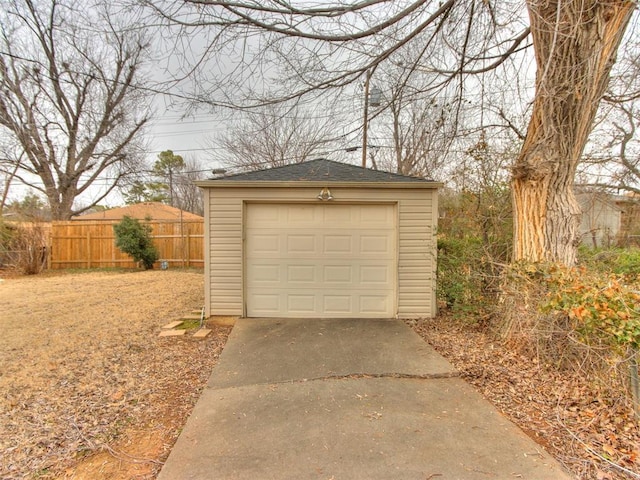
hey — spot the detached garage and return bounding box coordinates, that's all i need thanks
[197,158,441,319]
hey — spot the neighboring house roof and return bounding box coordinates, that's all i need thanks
[72,202,203,221]
[198,158,439,186]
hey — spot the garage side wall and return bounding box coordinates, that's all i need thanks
[205,186,437,318]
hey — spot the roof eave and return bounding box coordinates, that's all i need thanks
[195,180,443,189]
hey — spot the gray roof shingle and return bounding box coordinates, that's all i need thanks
[207,158,434,183]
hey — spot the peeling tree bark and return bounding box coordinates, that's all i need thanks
[513,0,634,265]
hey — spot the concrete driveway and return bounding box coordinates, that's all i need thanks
[157,318,573,480]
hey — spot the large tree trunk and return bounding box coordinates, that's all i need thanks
[45,180,77,220]
[513,0,634,265]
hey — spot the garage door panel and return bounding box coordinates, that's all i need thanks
[287,294,316,313]
[323,205,353,224]
[323,265,353,283]
[250,293,281,314]
[252,264,281,282]
[248,289,394,318]
[287,265,316,282]
[360,234,391,254]
[248,263,316,285]
[286,205,319,223]
[286,234,317,253]
[246,204,279,224]
[323,295,352,313]
[360,294,392,314]
[248,234,279,254]
[246,204,396,318]
[323,235,353,254]
[359,265,390,284]
[359,206,394,225]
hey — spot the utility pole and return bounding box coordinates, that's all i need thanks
[362,66,381,169]
[168,167,174,207]
[362,69,372,169]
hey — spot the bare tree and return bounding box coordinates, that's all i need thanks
[211,103,335,171]
[383,91,457,178]
[0,149,21,215]
[145,0,636,265]
[604,15,640,106]
[578,102,640,194]
[0,0,152,220]
[511,1,635,265]
[577,20,640,195]
[121,152,206,215]
[172,156,206,215]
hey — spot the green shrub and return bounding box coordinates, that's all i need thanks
[542,265,640,414]
[543,265,640,352]
[577,246,640,280]
[437,236,487,313]
[113,216,159,269]
[436,187,512,318]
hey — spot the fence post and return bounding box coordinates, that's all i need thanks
[179,211,185,268]
[47,228,52,270]
[87,230,92,268]
[186,230,191,268]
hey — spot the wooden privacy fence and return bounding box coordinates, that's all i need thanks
[49,220,204,269]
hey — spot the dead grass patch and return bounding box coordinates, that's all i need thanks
[0,269,230,479]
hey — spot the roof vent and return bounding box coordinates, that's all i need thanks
[210,168,227,179]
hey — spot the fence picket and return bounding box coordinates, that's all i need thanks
[49,220,204,269]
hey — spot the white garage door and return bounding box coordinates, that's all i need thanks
[245,203,396,318]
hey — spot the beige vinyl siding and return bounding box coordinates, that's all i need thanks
[397,197,436,318]
[205,186,437,318]
[208,189,243,315]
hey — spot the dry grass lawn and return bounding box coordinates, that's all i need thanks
[0,269,230,480]
[6,269,639,480]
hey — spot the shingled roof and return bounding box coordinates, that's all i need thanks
[206,158,434,183]
[72,202,203,221]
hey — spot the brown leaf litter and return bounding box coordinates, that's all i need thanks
[411,316,640,480]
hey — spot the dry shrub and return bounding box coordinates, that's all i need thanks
[496,263,640,415]
[0,222,48,274]
[437,187,512,319]
[496,265,579,366]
